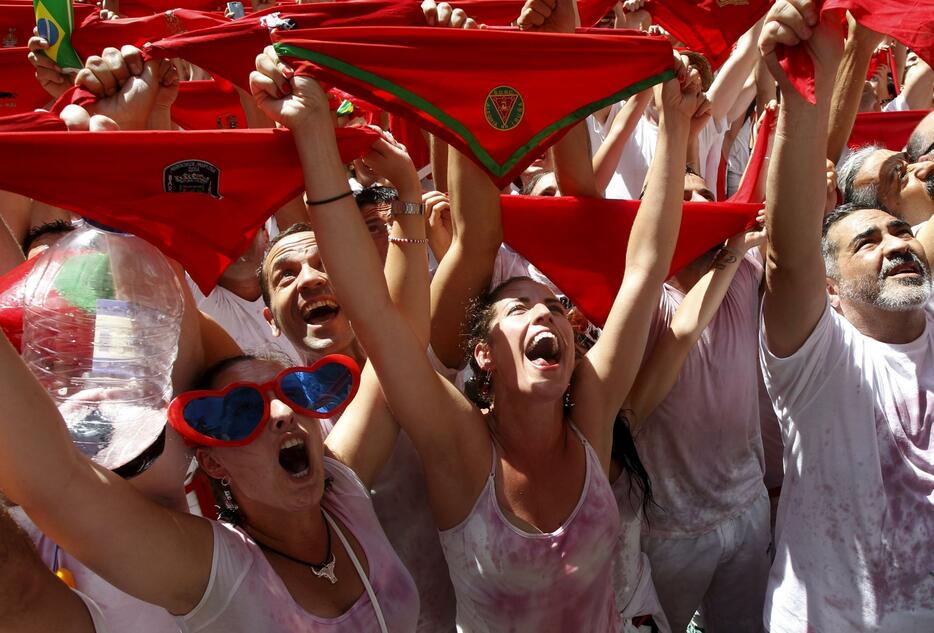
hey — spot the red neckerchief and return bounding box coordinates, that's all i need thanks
[848,110,928,152]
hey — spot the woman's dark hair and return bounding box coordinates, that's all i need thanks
[612,411,655,515]
[461,277,655,511]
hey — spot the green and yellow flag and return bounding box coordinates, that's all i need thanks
[34,0,82,69]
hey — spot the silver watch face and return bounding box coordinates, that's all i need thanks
[391,201,425,215]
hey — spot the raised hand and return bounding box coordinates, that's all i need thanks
[758,0,844,99]
[656,53,706,125]
[250,45,330,131]
[27,35,75,99]
[421,0,480,28]
[517,0,579,33]
[358,127,421,198]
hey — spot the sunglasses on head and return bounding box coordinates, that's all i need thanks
[167,356,360,447]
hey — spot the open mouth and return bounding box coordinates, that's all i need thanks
[885,262,922,277]
[302,299,340,325]
[524,331,561,368]
[279,437,310,479]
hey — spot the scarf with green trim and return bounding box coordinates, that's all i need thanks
[273,26,674,187]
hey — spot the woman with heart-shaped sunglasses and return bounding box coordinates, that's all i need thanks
[0,84,433,633]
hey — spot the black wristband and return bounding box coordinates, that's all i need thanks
[304,190,354,206]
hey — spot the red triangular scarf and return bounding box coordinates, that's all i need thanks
[501,195,762,326]
[577,0,772,68]
[0,46,54,114]
[145,1,427,91]
[847,109,928,151]
[866,47,901,94]
[0,2,94,48]
[779,0,934,104]
[273,27,674,187]
[72,9,228,60]
[728,104,776,203]
[0,127,380,293]
[116,0,228,18]
[171,79,247,129]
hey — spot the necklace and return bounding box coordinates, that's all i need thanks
[256,510,337,584]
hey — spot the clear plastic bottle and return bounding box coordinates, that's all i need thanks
[21,220,184,470]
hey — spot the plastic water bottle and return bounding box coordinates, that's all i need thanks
[21,220,184,470]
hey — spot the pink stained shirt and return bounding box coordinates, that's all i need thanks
[635,252,767,537]
[179,457,420,633]
[438,428,622,633]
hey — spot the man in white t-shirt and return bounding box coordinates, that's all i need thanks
[757,4,934,631]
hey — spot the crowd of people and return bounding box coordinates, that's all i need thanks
[0,0,932,631]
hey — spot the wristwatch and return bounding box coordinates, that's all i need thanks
[390,200,425,216]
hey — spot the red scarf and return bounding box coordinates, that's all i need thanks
[72,9,228,60]
[728,105,776,203]
[779,0,934,103]
[272,27,674,187]
[145,1,428,91]
[577,0,772,68]
[171,79,247,129]
[0,126,380,293]
[848,109,928,152]
[501,195,761,326]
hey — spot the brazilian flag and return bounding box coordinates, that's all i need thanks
[34,0,82,69]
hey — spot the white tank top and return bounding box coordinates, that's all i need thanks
[438,427,621,633]
[179,458,419,633]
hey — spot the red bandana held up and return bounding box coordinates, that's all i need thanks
[728,105,776,203]
[117,0,228,18]
[848,110,928,152]
[273,26,674,187]
[779,0,934,104]
[0,126,380,293]
[145,1,428,90]
[501,196,762,326]
[72,9,228,60]
[577,0,772,68]
[171,79,247,129]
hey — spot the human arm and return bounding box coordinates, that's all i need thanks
[570,56,701,462]
[826,16,885,161]
[250,51,491,527]
[0,504,97,633]
[0,330,214,615]
[592,90,652,195]
[325,131,434,488]
[759,0,844,357]
[898,52,934,111]
[625,220,766,429]
[707,17,765,123]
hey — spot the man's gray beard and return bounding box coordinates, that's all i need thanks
[838,255,934,312]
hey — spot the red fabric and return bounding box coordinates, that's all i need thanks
[780,0,934,104]
[0,109,65,129]
[389,113,429,170]
[0,2,95,48]
[847,109,928,151]
[0,126,380,293]
[145,1,427,91]
[118,0,227,18]
[0,256,39,352]
[866,47,901,95]
[72,9,227,60]
[328,87,382,124]
[501,195,762,326]
[0,46,54,114]
[171,79,247,129]
[273,27,674,187]
[728,105,776,203]
[578,0,772,68]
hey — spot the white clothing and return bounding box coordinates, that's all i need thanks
[726,117,753,199]
[186,277,302,365]
[11,507,180,633]
[439,431,622,633]
[760,300,934,633]
[75,589,111,633]
[180,458,419,633]
[642,492,771,633]
[637,252,766,537]
[883,92,909,113]
[370,431,457,633]
[587,103,630,200]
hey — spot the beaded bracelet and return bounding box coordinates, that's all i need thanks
[388,236,428,245]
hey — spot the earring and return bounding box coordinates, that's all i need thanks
[479,370,494,407]
[220,478,239,513]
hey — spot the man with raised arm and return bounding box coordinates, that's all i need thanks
[757,1,934,632]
